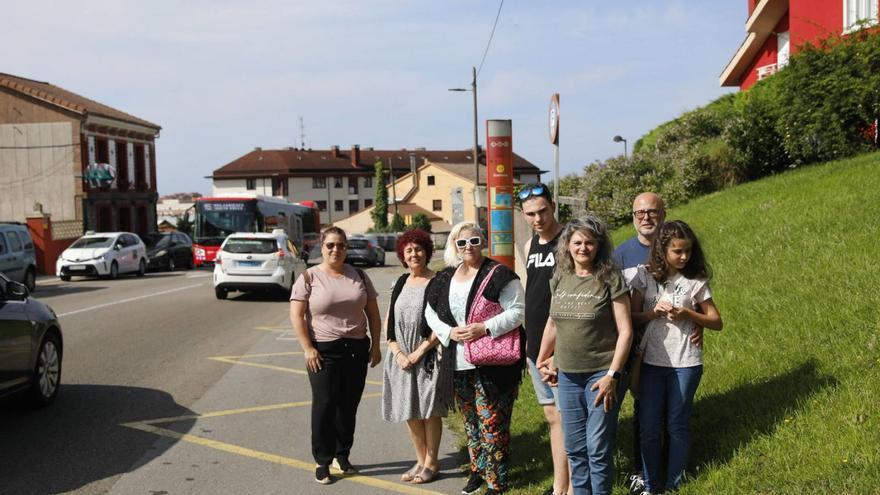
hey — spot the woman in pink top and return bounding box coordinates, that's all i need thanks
[289,227,382,485]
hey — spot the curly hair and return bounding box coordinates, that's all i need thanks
[647,220,711,282]
[395,229,434,267]
[555,214,616,284]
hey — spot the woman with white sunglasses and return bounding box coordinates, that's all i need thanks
[424,221,525,495]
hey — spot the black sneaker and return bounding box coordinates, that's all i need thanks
[315,465,331,484]
[332,457,358,474]
[461,472,483,495]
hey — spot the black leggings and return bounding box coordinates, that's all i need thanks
[307,338,370,466]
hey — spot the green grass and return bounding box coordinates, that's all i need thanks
[491,152,880,494]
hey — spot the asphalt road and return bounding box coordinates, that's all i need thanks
[0,255,465,495]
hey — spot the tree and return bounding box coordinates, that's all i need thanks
[371,160,389,230]
[175,210,194,237]
[407,213,432,233]
[389,212,406,232]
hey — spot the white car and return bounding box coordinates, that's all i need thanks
[213,231,306,300]
[56,232,147,281]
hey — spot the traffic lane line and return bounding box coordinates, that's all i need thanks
[208,352,383,386]
[56,282,205,317]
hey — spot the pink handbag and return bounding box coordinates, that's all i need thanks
[464,265,522,366]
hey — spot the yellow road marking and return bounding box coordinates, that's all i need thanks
[122,420,442,495]
[127,393,382,425]
[209,353,383,386]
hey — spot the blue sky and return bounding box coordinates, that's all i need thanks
[3,1,745,195]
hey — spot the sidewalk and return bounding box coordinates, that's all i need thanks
[108,316,465,495]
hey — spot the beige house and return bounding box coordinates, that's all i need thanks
[210,145,543,229]
[332,160,543,234]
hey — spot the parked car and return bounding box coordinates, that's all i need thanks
[0,272,63,406]
[56,232,147,281]
[0,222,37,291]
[213,230,306,299]
[345,236,384,266]
[144,232,194,272]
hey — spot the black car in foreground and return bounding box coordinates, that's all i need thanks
[0,272,62,406]
[144,232,194,272]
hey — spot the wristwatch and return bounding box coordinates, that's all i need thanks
[606,369,622,380]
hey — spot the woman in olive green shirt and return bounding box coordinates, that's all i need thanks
[536,214,633,495]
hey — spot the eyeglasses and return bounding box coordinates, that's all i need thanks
[633,209,661,220]
[455,236,482,248]
[323,242,347,250]
[518,183,552,202]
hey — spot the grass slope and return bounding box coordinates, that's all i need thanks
[503,152,880,494]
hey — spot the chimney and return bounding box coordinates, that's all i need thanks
[351,144,360,167]
[254,146,262,152]
[410,153,418,187]
[330,145,339,158]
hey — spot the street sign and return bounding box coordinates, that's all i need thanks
[84,163,116,189]
[549,93,560,145]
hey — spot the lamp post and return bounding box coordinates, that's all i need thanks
[449,66,480,224]
[613,135,628,160]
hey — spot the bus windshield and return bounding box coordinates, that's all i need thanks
[195,201,261,245]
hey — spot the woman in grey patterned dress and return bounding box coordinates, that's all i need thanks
[382,229,453,485]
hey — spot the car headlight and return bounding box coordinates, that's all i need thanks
[155,250,168,257]
[195,248,206,257]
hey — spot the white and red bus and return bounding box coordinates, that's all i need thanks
[192,195,320,267]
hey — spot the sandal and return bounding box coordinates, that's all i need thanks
[401,464,422,482]
[411,467,438,484]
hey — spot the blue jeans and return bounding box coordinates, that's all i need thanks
[557,370,626,495]
[638,363,703,492]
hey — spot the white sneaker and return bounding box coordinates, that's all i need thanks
[628,473,646,494]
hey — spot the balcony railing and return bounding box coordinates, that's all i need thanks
[756,63,778,80]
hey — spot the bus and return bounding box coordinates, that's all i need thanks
[192,195,320,267]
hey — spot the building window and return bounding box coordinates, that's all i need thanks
[348,177,359,195]
[316,201,327,211]
[349,200,359,213]
[433,199,442,212]
[364,198,373,208]
[427,175,436,186]
[364,176,373,188]
[513,174,521,182]
[845,0,879,31]
[95,138,109,164]
[134,144,146,189]
[334,177,343,188]
[115,141,129,189]
[313,177,326,188]
[246,178,256,190]
[334,200,344,211]
[272,177,288,197]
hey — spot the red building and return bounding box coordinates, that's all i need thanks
[721,0,879,89]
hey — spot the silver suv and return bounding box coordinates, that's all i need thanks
[0,222,38,291]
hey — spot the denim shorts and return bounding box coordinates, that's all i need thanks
[526,357,559,406]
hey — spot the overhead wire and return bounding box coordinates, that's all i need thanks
[476,0,504,78]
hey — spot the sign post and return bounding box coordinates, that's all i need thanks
[549,93,560,216]
[486,119,514,269]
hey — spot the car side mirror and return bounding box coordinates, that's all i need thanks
[7,281,29,300]
[114,244,122,251]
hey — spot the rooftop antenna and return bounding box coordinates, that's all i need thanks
[299,117,306,149]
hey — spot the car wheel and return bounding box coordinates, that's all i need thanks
[59,274,71,282]
[24,267,36,292]
[109,261,119,279]
[215,287,228,300]
[137,259,146,277]
[28,331,62,407]
[167,257,176,272]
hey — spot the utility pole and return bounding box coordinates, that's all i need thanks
[471,66,480,224]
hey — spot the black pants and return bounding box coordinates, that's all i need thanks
[308,337,370,466]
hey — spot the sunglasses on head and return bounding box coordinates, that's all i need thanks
[518,183,551,202]
[455,236,482,248]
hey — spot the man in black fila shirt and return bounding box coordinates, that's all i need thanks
[520,183,569,495]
